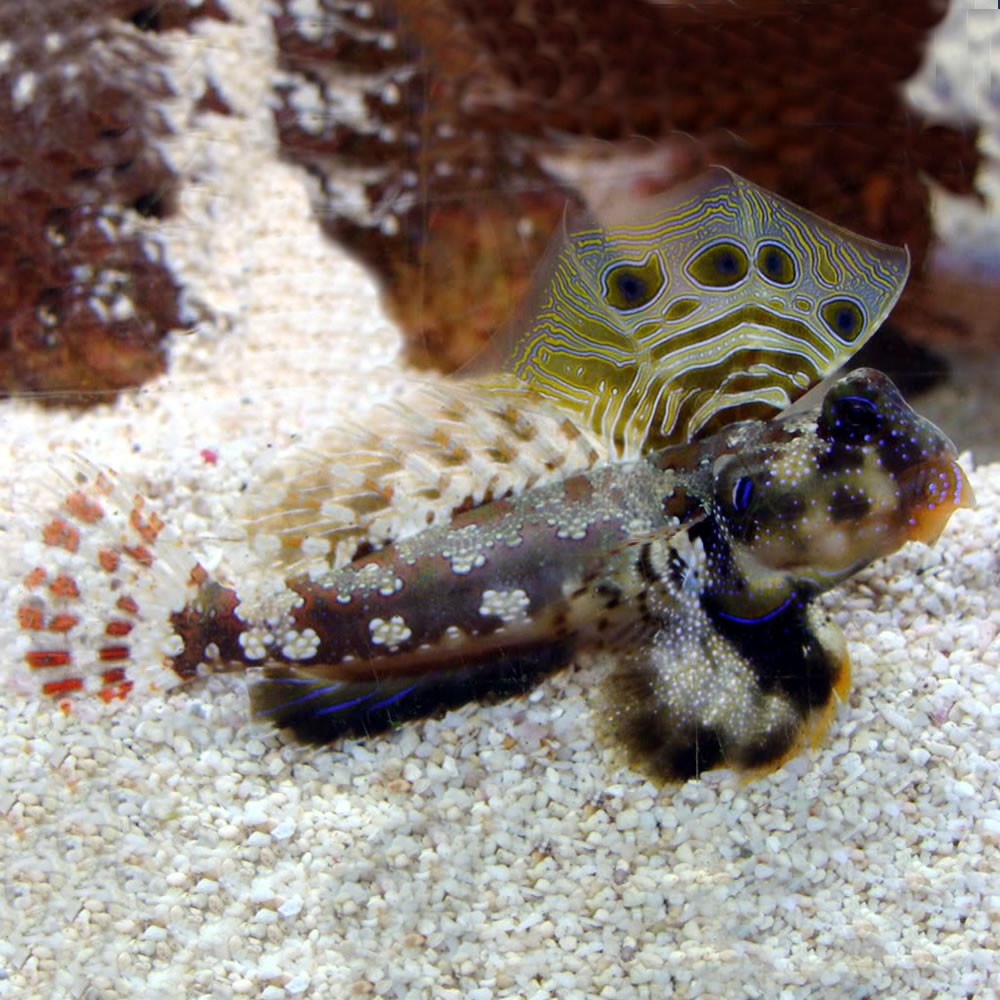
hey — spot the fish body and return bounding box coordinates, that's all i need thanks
[15,370,972,780]
[7,169,970,780]
[177,456,702,745]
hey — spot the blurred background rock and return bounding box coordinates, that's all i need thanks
[3,0,997,454]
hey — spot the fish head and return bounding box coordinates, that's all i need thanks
[705,367,974,605]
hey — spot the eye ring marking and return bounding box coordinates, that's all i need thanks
[820,297,867,343]
[601,254,666,312]
[685,240,750,289]
[755,242,798,286]
[833,394,881,432]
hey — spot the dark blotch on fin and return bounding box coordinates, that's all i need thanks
[249,639,576,744]
[705,590,838,715]
[601,662,728,782]
[828,483,872,522]
[602,597,846,782]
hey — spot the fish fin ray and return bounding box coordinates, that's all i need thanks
[11,456,203,709]
[248,637,577,743]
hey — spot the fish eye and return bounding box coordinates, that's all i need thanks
[827,391,883,439]
[686,241,750,289]
[821,298,866,342]
[756,243,797,286]
[732,475,754,513]
[602,255,665,311]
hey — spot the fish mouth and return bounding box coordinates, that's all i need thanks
[897,456,976,545]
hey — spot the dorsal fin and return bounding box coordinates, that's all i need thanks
[465,167,910,459]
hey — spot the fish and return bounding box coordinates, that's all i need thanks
[13,369,972,780]
[8,168,970,779]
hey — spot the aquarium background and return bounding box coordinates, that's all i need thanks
[0,2,997,997]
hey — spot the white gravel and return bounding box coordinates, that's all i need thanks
[0,3,997,998]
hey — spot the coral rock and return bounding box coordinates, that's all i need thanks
[0,1,227,403]
[273,0,980,374]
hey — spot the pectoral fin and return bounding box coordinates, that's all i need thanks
[599,596,851,782]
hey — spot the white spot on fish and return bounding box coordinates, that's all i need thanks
[160,633,185,658]
[281,627,320,661]
[478,588,531,623]
[238,627,274,661]
[440,525,491,575]
[546,514,588,540]
[369,615,412,646]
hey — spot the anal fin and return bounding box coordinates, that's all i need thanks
[248,636,577,744]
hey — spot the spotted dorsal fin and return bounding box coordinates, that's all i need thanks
[466,167,910,459]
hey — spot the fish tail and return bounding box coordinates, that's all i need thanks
[10,457,207,710]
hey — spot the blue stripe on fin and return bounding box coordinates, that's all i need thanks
[246,637,576,746]
[253,679,351,715]
[366,685,419,713]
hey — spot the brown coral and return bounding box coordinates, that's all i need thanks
[273,0,980,375]
[0,1,226,403]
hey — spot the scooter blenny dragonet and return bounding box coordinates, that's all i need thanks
[12,168,973,781]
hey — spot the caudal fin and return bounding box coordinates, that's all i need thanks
[10,458,206,709]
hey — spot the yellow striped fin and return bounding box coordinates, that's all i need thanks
[466,168,910,459]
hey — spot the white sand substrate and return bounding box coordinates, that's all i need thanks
[1,3,997,997]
